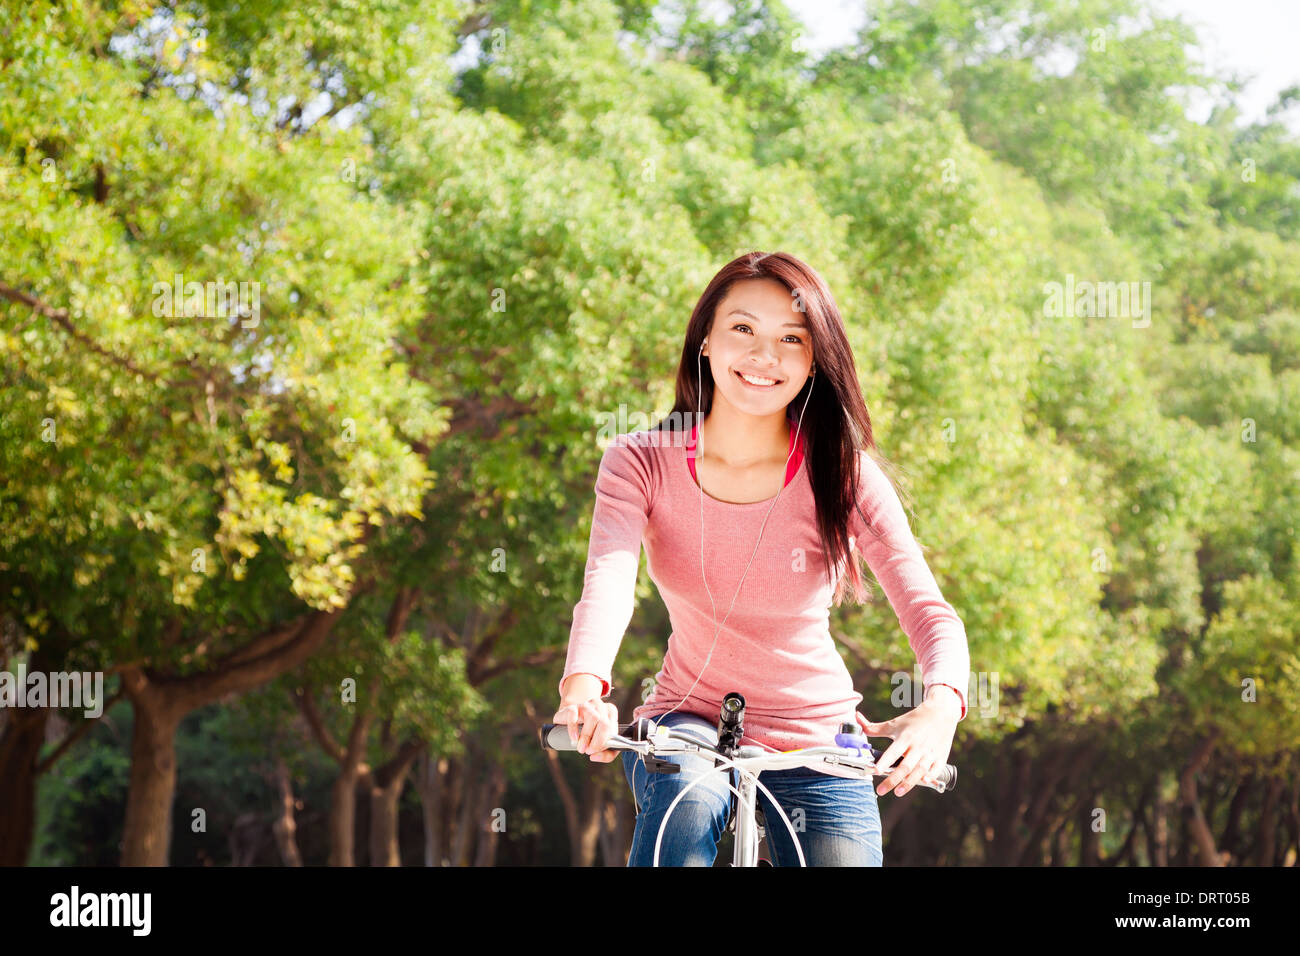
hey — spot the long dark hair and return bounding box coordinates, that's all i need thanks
[650,250,918,606]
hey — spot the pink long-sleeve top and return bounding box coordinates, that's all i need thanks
[559,412,970,779]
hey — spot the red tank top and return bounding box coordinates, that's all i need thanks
[685,415,807,488]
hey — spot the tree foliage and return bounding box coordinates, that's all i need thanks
[2,0,1296,865]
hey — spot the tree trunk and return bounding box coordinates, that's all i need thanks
[271,756,303,866]
[599,791,628,866]
[368,740,424,866]
[1175,805,1190,866]
[576,776,603,867]
[1284,776,1300,867]
[1220,772,1256,865]
[617,781,637,865]
[368,777,404,866]
[454,768,484,866]
[1256,771,1284,867]
[991,747,1032,865]
[1049,821,1068,866]
[416,752,448,866]
[451,747,478,865]
[1019,742,1094,866]
[229,811,266,865]
[329,766,366,866]
[294,680,377,867]
[1178,736,1221,867]
[1142,776,1169,867]
[120,691,182,867]
[0,703,47,866]
[117,609,343,865]
[473,757,509,867]
[443,755,463,863]
[1107,779,1150,867]
[1077,793,1100,866]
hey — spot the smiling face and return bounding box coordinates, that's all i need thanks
[702,277,814,413]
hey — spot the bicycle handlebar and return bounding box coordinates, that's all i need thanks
[539,720,957,792]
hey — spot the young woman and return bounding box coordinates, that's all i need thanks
[554,251,970,866]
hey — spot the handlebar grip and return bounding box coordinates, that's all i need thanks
[539,720,650,751]
[540,724,579,751]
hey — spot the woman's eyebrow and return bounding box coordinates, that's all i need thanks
[728,308,808,328]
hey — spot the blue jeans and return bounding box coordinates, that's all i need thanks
[620,710,884,866]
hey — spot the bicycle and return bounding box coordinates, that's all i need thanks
[540,691,957,867]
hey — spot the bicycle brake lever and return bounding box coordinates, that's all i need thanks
[643,754,681,774]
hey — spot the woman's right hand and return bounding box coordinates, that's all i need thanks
[554,676,620,762]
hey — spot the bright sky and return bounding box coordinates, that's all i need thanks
[785,0,1300,132]
[1147,0,1300,128]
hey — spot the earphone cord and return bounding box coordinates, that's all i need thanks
[639,343,814,763]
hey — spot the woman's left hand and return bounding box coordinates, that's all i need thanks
[856,687,961,797]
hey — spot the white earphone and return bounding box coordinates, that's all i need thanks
[645,334,815,735]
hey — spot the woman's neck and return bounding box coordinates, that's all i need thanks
[697,407,790,468]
